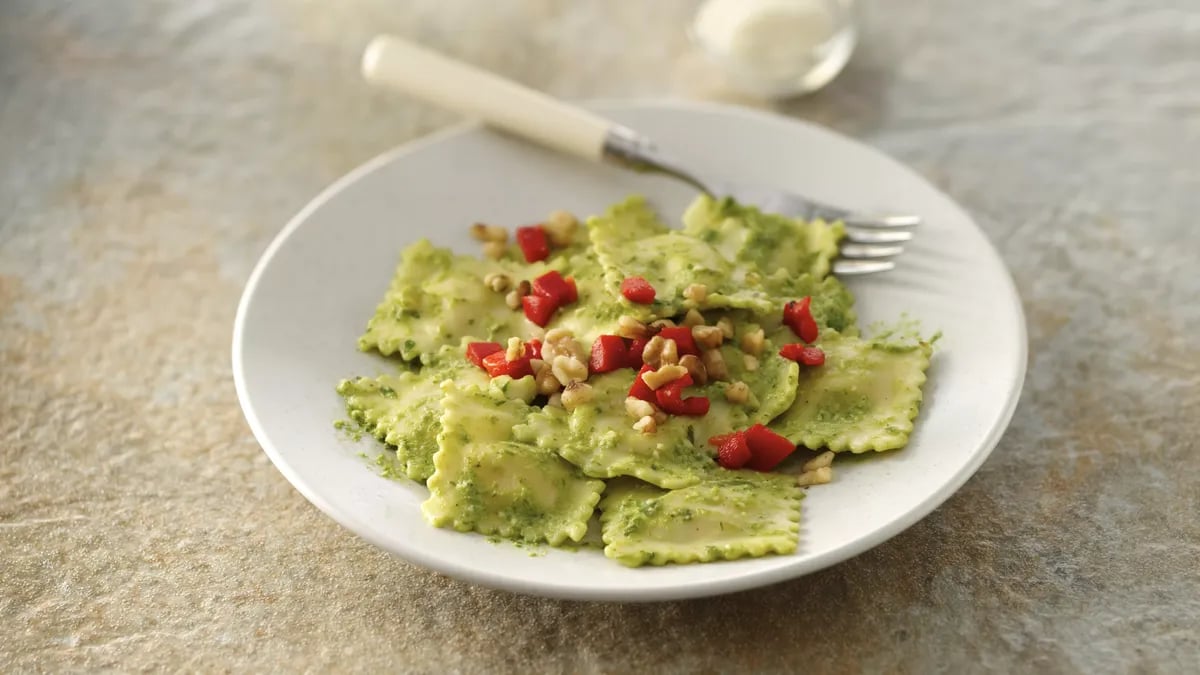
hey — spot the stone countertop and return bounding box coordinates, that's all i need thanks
[2,1,1197,671]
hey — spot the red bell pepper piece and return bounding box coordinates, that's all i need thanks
[620,276,656,304]
[532,270,576,307]
[655,373,708,416]
[744,423,797,471]
[656,326,699,356]
[521,294,558,327]
[515,225,550,263]
[480,350,533,379]
[780,343,825,365]
[626,337,648,369]
[677,396,710,416]
[628,365,656,402]
[779,343,805,362]
[465,341,503,368]
[524,339,542,360]
[708,432,737,448]
[783,296,819,343]
[799,346,825,366]
[589,335,628,374]
[717,432,752,469]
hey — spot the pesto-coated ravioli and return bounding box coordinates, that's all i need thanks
[681,194,842,280]
[359,239,540,360]
[599,474,802,567]
[513,370,715,489]
[423,382,603,545]
[588,196,846,320]
[770,333,933,452]
[338,194,937,568]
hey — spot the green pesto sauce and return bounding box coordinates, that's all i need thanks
[374,451,407,481]
[333,419,364,442]
[339,194,933,564]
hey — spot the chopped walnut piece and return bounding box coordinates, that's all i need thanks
[561,382,594,411]
[692,325,724,350]
[683,283,708,303]
[470,223,508,242]
[724,381,750,404]
[796,467,833,487]
[617,315,648,339]
[702,348,729,381]
[642,364,688,390]
[679,354,707,386]
[803,451,835,471]
[740,328,765,355]
[633,415,657,434]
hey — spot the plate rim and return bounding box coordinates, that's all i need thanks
[232,98,1028,601]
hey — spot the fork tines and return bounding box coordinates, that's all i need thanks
[832,213,918,275]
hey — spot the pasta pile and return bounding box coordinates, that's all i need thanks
[337,196,931,566]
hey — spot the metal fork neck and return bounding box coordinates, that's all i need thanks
[601,126,714,196]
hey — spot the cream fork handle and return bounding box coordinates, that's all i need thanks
[362,35,614,161]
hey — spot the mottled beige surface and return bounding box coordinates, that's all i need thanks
[2,0,1198,672]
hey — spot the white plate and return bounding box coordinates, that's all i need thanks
[233,101,1026,601]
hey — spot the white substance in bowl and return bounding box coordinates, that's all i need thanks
[693,0,849,97]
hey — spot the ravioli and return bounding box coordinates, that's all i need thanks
[769,332,933,452]
[588,196,846,320]
[587,196,733,319]
[694,339,800,430]
[337,346,531,481]
[543,245,621,347]
[513,370,715,489]
[423,381,604,545]
[681,194,842,280]
[599,474,803,567]
[358,239,541,360]
[338,195,937,568]
[513,343,798,489]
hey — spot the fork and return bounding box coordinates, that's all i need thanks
[361,36,916,275]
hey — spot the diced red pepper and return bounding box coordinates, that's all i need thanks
[744,423,797,471]
[589,335,628,374]
[657,326,699,356]
[655,373,708,416]
[626,337,648,369]
[655,381,685,412]
[678,396,710,416]
[465,341,503,368]
[799,346,825,366]
[717,432,752,469]
[480,350,533,379]
[779,343,806,362]
[708,432,738,448]
[507,357,533,379]
[620,276,656,304]
[779,343,825,365]
[532,270,576,307]
[664,372,694,390]
[516,225,550,263]
[521,294,557,327]
[628,365,656,402]
[783,296,819,343]
[524,339,542,360]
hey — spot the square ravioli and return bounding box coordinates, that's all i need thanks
[359,239,538,360]
[769,333,934,452]
[513,345,798,490]
[337,346,488,482]
[599,473,803,567]
[588,195,844,320]
[423,381,604,545]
